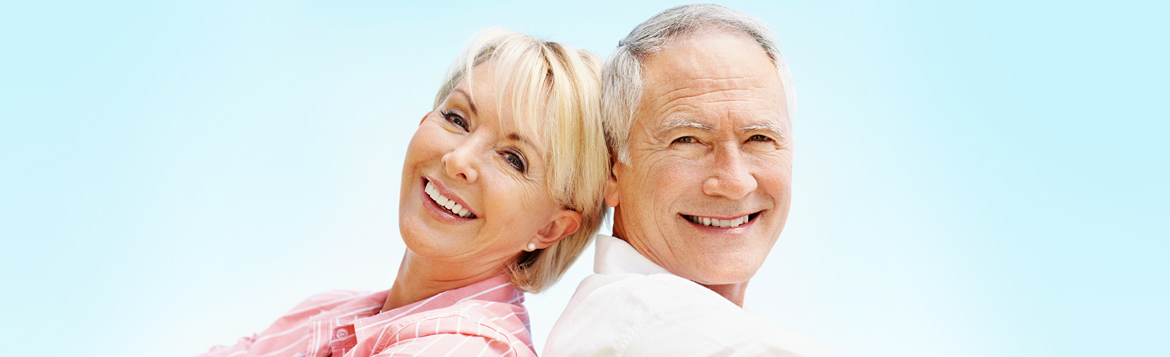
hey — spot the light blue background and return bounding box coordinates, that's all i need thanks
[1,1,1166,356]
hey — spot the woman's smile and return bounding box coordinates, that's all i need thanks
[422,177,477,219]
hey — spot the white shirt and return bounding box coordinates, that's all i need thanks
[544,234,832,356]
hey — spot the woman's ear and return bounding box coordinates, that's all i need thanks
[532,209,582,249]
[418,112,430,126]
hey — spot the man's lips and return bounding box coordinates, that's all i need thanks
[681,212,761,228]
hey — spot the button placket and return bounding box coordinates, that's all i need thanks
[329,325,358,356]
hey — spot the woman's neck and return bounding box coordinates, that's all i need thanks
[381,250,508,312]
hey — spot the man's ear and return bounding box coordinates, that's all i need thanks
[604,160,621,208]
[532,209,582,249]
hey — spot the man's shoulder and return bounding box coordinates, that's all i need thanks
[548,272,792,355]
[546,272,837,356]
[574,270,725,311]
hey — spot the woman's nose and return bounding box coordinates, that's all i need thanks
[441,142,479,183]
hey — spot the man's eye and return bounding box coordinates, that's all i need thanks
[748,134,770,142]
[503,151,527,173]
[442,111,468,130]
[672,136,697,144]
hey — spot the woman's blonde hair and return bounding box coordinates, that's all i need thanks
[433,28,607,293]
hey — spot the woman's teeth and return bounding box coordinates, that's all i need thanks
[425,181,474,218]
[687,214,749,228]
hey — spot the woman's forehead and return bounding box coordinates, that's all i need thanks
[463,61,549,149]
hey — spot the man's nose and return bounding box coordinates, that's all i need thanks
[441,141,479,183]
[702,144,757,200]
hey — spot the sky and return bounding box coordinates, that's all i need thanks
[1,1,1166,356]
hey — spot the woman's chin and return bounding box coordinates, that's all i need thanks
[399,220,471,258]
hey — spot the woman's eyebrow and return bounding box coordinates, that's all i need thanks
[452,88,478,115]
[506,133,538,150]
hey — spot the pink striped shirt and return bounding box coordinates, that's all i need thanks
[198,276,535,357]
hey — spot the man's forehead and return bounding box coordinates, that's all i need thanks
[652,116,788,137]
[634,31,787,125]
[633,83,789,132]
[641,29,774,78]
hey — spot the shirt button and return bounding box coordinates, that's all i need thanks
[335,328,349,339]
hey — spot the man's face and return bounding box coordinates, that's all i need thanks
[608,30,792,289]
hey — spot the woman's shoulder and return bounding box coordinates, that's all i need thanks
[365,301,534,356]
[276,290,369,320]
[293,290,366,309]
[195,290,374,357]
[382,297,528,336]
[340,277,534,356]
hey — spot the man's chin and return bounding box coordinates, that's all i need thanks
[682,265,759,288]
[683,269,758,306]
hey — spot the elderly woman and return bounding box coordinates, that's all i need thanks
[199,28,607,357]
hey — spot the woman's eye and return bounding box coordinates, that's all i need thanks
[503,151,527,173]
[672,136,697,144]
[442,111,469,131]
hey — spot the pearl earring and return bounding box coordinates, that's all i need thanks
[527,243,536,252]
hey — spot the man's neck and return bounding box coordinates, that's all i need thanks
[700,282,749,307]
[612,219,750,307]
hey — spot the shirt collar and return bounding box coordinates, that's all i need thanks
[308,275,521,323]
[353,275,522,334]
[305,275,524,357]
[593,234,673,275]
[594,234,759,311]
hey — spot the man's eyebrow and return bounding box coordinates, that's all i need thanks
[739,122,787,138]
[451,88,478,115]
[658,119,714,135]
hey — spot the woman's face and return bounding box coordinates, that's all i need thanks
[399,60,579,269]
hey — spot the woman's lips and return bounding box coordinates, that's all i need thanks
[422,178,476,219]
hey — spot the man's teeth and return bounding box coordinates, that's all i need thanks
[425,181,473,218]
[688,215,749,228]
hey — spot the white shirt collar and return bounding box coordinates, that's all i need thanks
[593,234,673,275]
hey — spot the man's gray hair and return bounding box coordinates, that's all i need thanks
[603,3,797,164]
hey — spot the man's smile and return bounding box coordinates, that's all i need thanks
[680,212,762,228]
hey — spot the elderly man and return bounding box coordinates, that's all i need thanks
[545,4,827,356]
